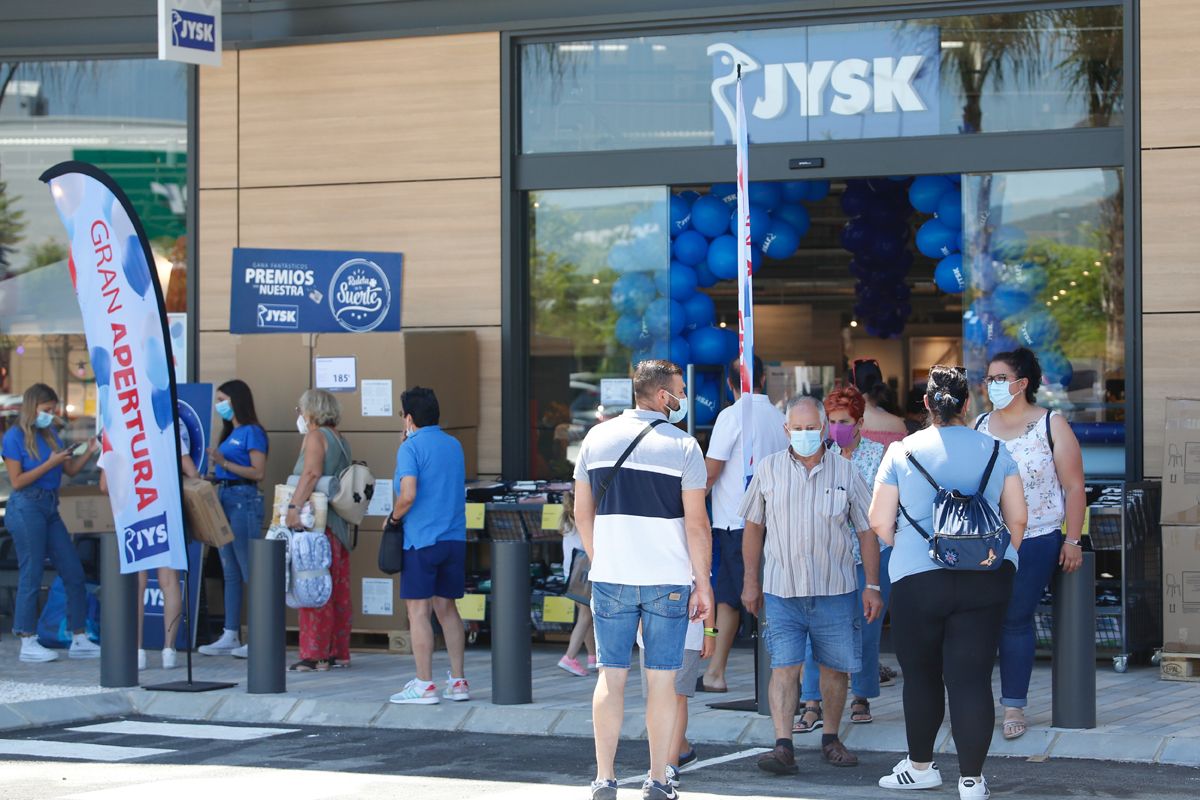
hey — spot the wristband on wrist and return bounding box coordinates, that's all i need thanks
[1064,539,1082,548]
[703,627,718,637]
[287,504,297,510]
[865,584,882,592]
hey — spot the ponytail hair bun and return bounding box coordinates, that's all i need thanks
[925,365,969,425]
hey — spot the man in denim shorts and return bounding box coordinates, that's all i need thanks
[739,396,883,774]
[574,360,713,800]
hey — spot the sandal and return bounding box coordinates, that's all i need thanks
[879,665,898,687]
[289,659,330,672]
[1002,714,1027,740]
[821,738,859,767]
[329,658,350,669]
[792,703,823,734]
[850,697,873,724]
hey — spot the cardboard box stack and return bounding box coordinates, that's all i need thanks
[1160,398,1200,680]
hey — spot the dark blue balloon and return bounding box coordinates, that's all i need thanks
[729,203,771,246]
[772,204,811,238]
[669,194,692,235]
[123,235,151,298]
[710,182,737,206]
[668,261,698,300]
[992,285,1033,319]
[151,386,174,432]
[807,180,831,202]
[991,225,1029,260]
[908,175,953,214]
[654,269,672,297]
[672,230,709,266]
[762,219,802,260]
[868,231,907,263]
[916,218,959,259]
[996,261,1048,296]
[1018,312,1061,350]
[707,235,738,280]
[934,253,967,293]
[748,182,783,211]
[683,292,716,332]
[721,327,740,363]
[841,183,872,217]
[669,336,691,367]
[781,181,811,203]
[688,326,726,365]
[936,190,963,230]
[90,347,111,388]
[679,190,700,204]
[611,272,657,315]
[986,332,1021,360]
[1040,349,1073,387]
[615,314,652,349]
[841,219,872,253]
[694,261,718,288]
[692,370,721,426]
[690,195,732,238]
[645,297,686,338]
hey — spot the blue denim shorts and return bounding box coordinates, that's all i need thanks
[591,582,691,670]
[763,591,862,672]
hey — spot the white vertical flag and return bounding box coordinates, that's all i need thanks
[735,72,755,488]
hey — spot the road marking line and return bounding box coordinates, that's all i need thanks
[67,721,300,741]
[616,747,770,786]
[0,739,173,762]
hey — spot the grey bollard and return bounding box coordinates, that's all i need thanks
[1052,551,1096,729]
[491,539,532,704]
[248,538,287,694]
[100,533,139,688]
[756,612,772,716]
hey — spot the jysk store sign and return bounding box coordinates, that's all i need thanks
[230,248,403,334]
[158,0,222,67]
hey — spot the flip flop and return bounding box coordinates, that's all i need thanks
[694,677,728,693]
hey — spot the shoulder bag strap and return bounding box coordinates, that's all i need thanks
[897,502,933,543]
[904,449,941,492]
[1045,411,1055,453]
[973,412,990,431]
[595,419,665,507]
[976,440,1002,494]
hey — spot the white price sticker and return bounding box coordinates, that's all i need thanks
[314,357,357,392]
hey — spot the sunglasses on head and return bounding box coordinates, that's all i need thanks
[932,364,966,375]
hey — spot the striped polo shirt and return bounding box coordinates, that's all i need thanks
[574,408,707,587]
[737,447,872,598]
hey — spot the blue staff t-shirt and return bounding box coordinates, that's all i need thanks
[393,425,466,550]
[2,426,65,491]
[215,424,269,480]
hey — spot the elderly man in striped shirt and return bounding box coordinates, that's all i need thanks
[739,395,883,775]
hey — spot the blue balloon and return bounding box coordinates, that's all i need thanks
[934,254,967,293]
[868,231,907,264]
[991,225,1029,260]
[679,190,700,204]
[611,272,657,315]
[669,336,691,367]
[645,297,685,338]
[607,241,635,272]
[908,175,953,214]
[672,230,709,267]
[122,235,151,298]
[151,386,174,432]
[772,204,811,238]
[615,314,652,349]
[668,261,698,301]
[654,268,672,297]
[144,335,171,391]
[688,326,727,365]
[694,261,718,288]
[936,190,963,230]
[692,370,721,426]
[762,219,802,260]
[722,327,740,363]
[841,219,872,253]
[986,332,1021,360]
[707,235,738,280]
[781,181,812,203]
[916,218,959,259]
[729,204,771,246]
[807,180,831,202]
[992,285,1033,319]
[1040,349,1073,387]
[841,183,872,217]
[996,261,1048,296]
[690,195,732,238]
[683,292,716,332]
[748,182,783,210]
[1018,312,1061,350]
[963,301,997,348]
[669,194,692,235]
[90,347,111,388]
[710,182,737,206]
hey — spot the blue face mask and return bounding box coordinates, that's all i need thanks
[35,410,55,429]
[790,429,823,457]
[664,392,688,425]
[987,380,1018,411]
[215,399,234,421]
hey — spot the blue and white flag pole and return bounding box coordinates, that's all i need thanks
[735,70,756,488]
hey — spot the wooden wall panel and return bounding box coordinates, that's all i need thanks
[238,33,499,188]
[198,189,238,332]
[1142,1,1200,150]
[238,179,500,328]
[198,52,238,189]
[1142,149,1200,313]
[197,331,239,387]
[1142,314,1200,477]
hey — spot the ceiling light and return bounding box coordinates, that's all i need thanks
[719,321,727,328]
[1059,289,1067,296]
[1082,270,1090,276]
[850,320,858,328]
[591,277,600,285]
[1070,281,1077,286]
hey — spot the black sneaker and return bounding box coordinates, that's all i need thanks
[678,748,698,767]
[666,764,681,788]
[589,779,617,800]
[643,778,679,800]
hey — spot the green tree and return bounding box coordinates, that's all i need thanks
[0,176,25,279]
[23,238,67,271]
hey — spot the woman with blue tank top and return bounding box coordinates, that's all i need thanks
[976,348,1085,741]
[2,384,100,663]
[869,366,1028,800]
[198,379,268,659]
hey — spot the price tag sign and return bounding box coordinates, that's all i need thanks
[456,593,486,621]
[543,595,576,624]
[314,356,357,392]
[465,503,486,530]
[541,503,564,531]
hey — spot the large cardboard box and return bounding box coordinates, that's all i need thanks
[234,334,313,432]
[1161,398,1200,525]
[57,486,116,534]
[182,478,236,547]
[1163,526,1200,654]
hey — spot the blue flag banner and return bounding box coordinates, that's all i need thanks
[40,161,187,575]
[230,247,403,334]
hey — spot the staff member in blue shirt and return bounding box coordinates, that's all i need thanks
[1,383,100,663]
[198,379,268,659]
[387,386,469,705]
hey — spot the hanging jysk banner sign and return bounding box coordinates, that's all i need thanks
[40,161,188,575]
[708,24,940,144]
[158,0,222,67]
[230,247,403,334]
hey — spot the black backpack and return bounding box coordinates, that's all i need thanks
[898,440,1011,571]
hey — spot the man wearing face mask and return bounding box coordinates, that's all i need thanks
[739,395,883,775]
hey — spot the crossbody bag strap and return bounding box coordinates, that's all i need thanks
[976,440,1002,494]
[898,502,933,543]
[595,419,665,507]
[1045,411,1055,453]
[904,449,940,492]
[973,412,990,431]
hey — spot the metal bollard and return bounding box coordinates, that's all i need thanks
[247,538,286,694]
[1052,551,1096,729]
[100,533,139,688]
[491,539,532,704]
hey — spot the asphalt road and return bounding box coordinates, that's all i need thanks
[0,718,1197,799]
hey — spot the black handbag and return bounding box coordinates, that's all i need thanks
[378,515,404,575]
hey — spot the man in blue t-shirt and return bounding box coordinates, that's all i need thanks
[386,386,469,706]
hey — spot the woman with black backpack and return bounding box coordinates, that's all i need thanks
[868,365,1027,800]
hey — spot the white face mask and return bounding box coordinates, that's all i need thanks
[296,414,309,435]
[987,380,1018,411]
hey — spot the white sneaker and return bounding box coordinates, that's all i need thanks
[197,629,240,656]
[389,678,439,705]
[443,671,470,702]
[162,648,178,669]
[878,757,942,790]
[138,649,147,670]
[69,634,101,659]
[959,776,990,799]
[19,637,58,663]
[230,644,248,659]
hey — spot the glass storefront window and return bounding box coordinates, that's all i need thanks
[962,167,1125,475]
[521,5,1123,153]
[527,186,674,479]
[0,59,188,494]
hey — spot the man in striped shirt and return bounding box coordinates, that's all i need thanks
[574,360,713,800]
[739,395,883,775]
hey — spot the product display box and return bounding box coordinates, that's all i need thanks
[1163,526,1200,655]
[182,478,236,547]
[1160,398,1200,525]
[58,486,116,534]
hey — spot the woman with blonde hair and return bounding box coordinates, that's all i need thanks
[557,490,596,676]
[2,384,99,663]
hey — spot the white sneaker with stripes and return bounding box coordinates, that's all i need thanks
[878,757,942,790]
[959,776,990,799]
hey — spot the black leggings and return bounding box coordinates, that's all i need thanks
[890,562,1015,777]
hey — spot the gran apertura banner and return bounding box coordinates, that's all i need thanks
[40,161,187,574]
